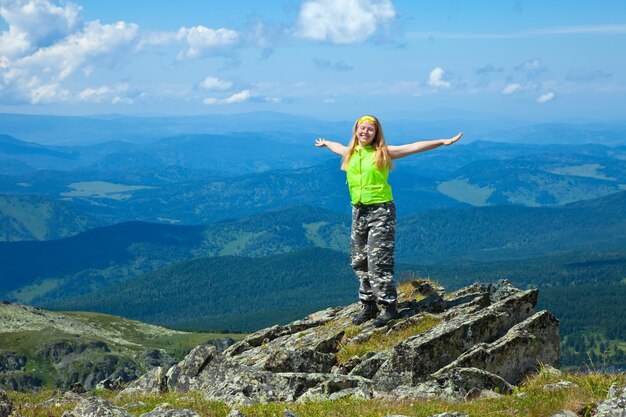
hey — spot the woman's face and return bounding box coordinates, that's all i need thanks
[356,122,376,145]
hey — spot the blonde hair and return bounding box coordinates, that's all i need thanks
[341,115,392,171]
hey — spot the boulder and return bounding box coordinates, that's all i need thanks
[121,280,560,405]
[0,353,26,372]
[434,310,560,384]
[353,289,538,389]
[166,345,218,392]
[118,366,167,397]
[592,383,626,417]
[0,390,13,417]
[140,349,177,369]
[387,367,512,401]
[63,396,133,417]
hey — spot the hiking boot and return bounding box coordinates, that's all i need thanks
[373,303,400,327]
[352,302,379,325]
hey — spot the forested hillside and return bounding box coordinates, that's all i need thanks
[44,248,361,331]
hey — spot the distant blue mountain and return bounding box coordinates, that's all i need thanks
[1,112,625,146]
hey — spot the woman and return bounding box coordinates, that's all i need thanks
[315,115,462,327]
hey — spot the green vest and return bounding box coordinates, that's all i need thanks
[346,145,393,205]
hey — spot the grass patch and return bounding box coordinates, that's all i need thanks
[336,314,442,364]
[437,178,495,206]
[7,370,625,417]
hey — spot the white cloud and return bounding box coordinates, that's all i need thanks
[296,0,396,44]
[20,20,139,80]
[501,83,521,95]
[1,16,139,104]
[427,67,450,89]
[0,0,82,56]
[27,78,69,103]
[176,26,239,59]
[537,91,555,103]
[515,58,547,73]
[78,84,130,103]
[203,89,250,105]
[224,89,250,103]
[199,76,233,91]
[0,27,32,57]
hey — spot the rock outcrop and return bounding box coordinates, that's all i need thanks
[0,390,13,417]
[120,279,560,404]
[0,301,199,391]
[592,383,626,417]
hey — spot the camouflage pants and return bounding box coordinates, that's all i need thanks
[350,201,397,305]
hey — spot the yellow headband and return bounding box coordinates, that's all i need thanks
[357,115,377,124]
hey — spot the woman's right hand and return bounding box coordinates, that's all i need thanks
[315,138,327,147]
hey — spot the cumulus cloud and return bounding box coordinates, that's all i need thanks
[295,0,396,44]
[0,0,82,56]
[1,13,139,104]
[176,26,239,59]
[313,58,353,71]
[501,83,521,95]
[199,76,233,91]
[515,58,547,72]
[78,84,132,103]
[476,64,503,74]
[537,91,555,103]
[203,89,250,105]
[21,20,139,80]
[427,67,451,89]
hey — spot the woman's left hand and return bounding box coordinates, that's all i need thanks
[443,132,463,146]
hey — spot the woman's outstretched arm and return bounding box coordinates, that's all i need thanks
[388,132,462,160]
[315,138,349,158]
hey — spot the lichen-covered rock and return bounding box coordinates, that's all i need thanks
[117,366,167,398]
[386,367,512,401]
[166,345,217,392]
[0,390,13,417]
[0,353,26,372]
[140,349,177,369]
[543,381,578,391]
[0,371,43,391]
[63,396,133,417]
[264,348,336,373]
[121,280,560,405]
[435,310,560,384]
[592,383,626,417]
[353,289,537,389]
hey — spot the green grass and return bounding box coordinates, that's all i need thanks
[0,310,246,389]
[437,178,495,206]
[9,279,64,303]
[336,315,442,364]
[219,232,265,256]
[551,164,614,180]
[7,369,625,417]
[302,221,329,247]
[60,181,155,200]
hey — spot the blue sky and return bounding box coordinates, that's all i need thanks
[0,0,624,120]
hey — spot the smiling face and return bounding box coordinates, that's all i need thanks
[356,121,376,145]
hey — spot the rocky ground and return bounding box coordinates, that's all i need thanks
[0,302,227,391]
[2,279,626,416]
[118,279,559,404]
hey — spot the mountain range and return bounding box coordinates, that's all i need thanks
[1,111,625,370]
